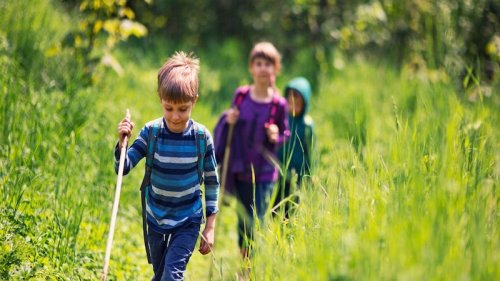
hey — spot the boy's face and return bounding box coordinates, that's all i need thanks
[287,90,304,117]
[161,98,196,133]
[249,57,276,86]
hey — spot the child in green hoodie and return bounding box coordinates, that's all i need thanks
[275,77,314,218]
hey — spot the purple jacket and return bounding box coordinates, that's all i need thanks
[214,86,289,194]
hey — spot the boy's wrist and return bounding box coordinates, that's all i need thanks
[204,225,215,231]
[204,213,217,230]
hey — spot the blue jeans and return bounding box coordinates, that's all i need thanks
[148,222,200,281]
[234,180,274,248]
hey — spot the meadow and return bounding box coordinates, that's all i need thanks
[1,1,498,280]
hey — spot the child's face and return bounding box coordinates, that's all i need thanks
[161,99,196,133]
[287,90,304,117]
[249,57,276,86]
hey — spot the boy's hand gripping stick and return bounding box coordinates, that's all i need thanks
[101,109,130,281]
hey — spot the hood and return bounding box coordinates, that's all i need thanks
[284,77,312,116]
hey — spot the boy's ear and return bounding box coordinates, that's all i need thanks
[193,95,199,104]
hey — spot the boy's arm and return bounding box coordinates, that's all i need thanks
[199,213,216,255]
[114,125,148,175]
[199,130,219,255]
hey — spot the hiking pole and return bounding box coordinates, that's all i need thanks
[101,109,131,281]
[220,123,235,197]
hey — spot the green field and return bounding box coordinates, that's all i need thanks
[1,1,498,280]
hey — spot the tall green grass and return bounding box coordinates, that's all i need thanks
[0,0,113,279]
[246,63,498,281]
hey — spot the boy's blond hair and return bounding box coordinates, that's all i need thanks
[249,42,281,74]
[158,51,199,103]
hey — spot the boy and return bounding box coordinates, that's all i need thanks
[116,51,219,281]
[275,77,314,218]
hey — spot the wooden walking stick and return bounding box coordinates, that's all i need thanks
[220,123,235,197]
[101,109,131,281]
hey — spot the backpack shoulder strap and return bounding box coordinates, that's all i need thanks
[140,118,162,264]
[233,85,251,108]
[193,122,207,185]
[145,119,162,172]
[267,95,281,125]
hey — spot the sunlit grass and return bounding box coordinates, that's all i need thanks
[246,63,499,281]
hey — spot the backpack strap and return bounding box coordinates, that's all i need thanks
[193,122,208,223]
[145,121,161,173]
[193,122,207,185]
[267,95,280,125]
[139,118,161,264]
[233,86,250,109]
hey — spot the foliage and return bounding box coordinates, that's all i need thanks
[60,0,148,83]
[124,0,499,87]
[0,0,117,278]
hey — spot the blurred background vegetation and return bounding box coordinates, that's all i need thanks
[45,0,500,94]
[140,0,498,87]
[1,0,498,280]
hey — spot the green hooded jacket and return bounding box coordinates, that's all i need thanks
[278,77,314,181]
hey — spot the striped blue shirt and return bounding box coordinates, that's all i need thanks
[114,118,219,233]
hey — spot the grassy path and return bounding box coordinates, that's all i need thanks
[95,52,499,280]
